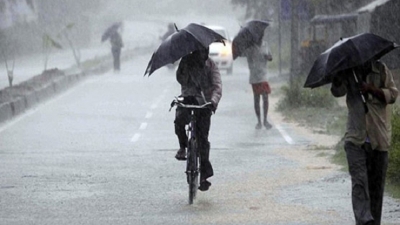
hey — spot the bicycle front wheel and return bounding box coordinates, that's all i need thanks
[186,137,198,205]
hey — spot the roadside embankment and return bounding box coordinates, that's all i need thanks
[0,45,153,125]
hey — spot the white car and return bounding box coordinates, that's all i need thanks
[206,25,234,75]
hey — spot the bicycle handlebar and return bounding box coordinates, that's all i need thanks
[169,98,212,111]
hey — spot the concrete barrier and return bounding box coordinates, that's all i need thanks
[24,91,38,109]
[53,76,69,93]
[0,102,13,122]
[11,97,27,117]
[34,83,55,102]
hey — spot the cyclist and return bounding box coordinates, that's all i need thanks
[174,47,222,191]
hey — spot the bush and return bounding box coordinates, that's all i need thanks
[277,77,338,111]
[388,105,400,184]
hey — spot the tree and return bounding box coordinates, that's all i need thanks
[58,23,81,68]
[231,0,272,19]
[42,33,62,71]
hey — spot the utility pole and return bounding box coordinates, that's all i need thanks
[290,0,299,85]
[278,0,282,76]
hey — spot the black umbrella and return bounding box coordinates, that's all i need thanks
[304,32,398,113]
[144,23,225,76]
[232,20,270,59]
[101,22,122,42]
[304,32,398,88]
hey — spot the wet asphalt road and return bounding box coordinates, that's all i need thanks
[0,53,399,225]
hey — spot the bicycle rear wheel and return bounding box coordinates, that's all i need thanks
[186,137,198,205]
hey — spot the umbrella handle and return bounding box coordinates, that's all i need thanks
[174,23,179,32]
[352,70,369,113]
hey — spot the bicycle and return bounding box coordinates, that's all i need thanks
[170,96,212,204]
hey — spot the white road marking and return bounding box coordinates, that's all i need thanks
[131,86,170,143]
[275,124,295,145]
[139,122,148,130]
[145,112,153,119]
[131,133,141,142]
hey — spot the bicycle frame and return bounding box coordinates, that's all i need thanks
[186,108,198,204]
[170,97,211,204]
[187,109,196,147]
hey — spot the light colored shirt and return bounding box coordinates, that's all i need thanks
[244,41,272,84]
[331,61,398,151]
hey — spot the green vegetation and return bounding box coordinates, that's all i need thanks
[277,77,337,110]
[388,105,400,185]
[276,76,344,135]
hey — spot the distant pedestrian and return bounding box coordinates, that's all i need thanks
[243,34,273,130]
[160,23,176,42]
[110,31,123,72]
[160,23,177,70]
[330,59,398,225]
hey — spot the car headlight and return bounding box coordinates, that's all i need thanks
[220,45,231,57]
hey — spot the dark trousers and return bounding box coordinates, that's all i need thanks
[344,141,388,225]
[175,107,213,180]
[112,47,121,71]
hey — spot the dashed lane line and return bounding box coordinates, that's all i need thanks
[131,133,141,142]
[139,122,148,130]
[131,86,170,143]
[145,112,153,119]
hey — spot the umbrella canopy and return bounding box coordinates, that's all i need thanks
[304,32,398,88]
[144,23,225,76]
[101,22,122,42]
[232,20,270,59]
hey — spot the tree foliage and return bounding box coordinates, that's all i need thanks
[231,0,272,19]
[388,105,400,184]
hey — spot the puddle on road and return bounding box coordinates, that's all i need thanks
[236,142,266,148]
[306,166,333,170]
[1,186,15,189]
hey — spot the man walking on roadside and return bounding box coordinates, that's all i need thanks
[330,59,398,225]
[110,31,123,72]
[243,34,273,130]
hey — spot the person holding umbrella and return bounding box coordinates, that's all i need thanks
[102,22,124,72]
[174,47,222,191]
[331,59,397,225]
[109,31,124,72]
[232,20,273,130]
[144,23,225,191]
[304,33,399,225]
[160,23,176,42]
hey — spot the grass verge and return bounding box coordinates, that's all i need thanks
[277,77,400,199]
